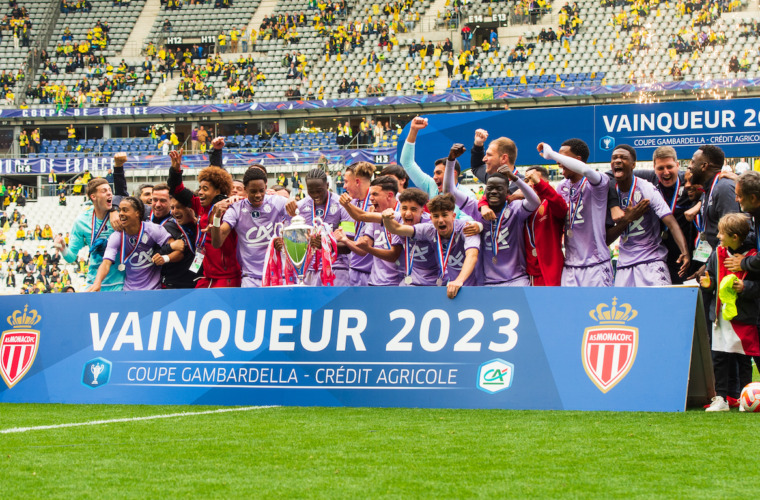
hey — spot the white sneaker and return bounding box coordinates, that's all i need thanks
[706,396,730,412]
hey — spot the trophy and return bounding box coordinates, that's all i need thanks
[91,363,105,385]
[281,215,315,285]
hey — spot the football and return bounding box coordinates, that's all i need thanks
[740,382,760,412]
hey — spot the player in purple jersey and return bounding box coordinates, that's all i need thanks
[341,162,376,285]
[285,168,352,286]
[209,166,288,287]
[538,139,614,287]
[445,144,539,286]
[383,193,481,298]
[340,188,438,286]
[604,145,690,286]
[88,197,184,291]
[336,176,402,286]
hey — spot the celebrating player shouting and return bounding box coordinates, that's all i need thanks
[605,145,690,286]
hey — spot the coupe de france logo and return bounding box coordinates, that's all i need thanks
[582,298,638,393]
[477,359,514,394]
[1,305,42,389]
[82,357,112,389]
[600,136,615,151]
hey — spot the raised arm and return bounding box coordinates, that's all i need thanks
[501,168,540,212]
[381,209,414,237]
[112,152,128,196]
[400,117,438,195]
[537,142,602,185]
[339,193,383,224]
[443,144,471,209]
[209,136,224,167]
[470,129,488,182]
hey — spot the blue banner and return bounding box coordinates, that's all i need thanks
[0,148,398,175]
[0,287,701,411]
[0,93,471,119]
[399,97,760,173]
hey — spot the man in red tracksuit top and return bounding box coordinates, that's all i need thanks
[168,137,242,288]
[478,166,567,286]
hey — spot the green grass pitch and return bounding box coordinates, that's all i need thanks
[1,403,758,498]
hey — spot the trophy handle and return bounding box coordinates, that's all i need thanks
[273,222,284,237]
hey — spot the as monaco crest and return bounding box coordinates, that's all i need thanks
[582,298,638,393]
[1,305,42,389]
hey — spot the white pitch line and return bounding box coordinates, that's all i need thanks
[0,405,278,434]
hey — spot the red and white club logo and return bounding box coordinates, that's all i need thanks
[1,305,42,389]
[582,298,638,393]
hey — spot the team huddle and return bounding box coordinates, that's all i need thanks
[52,117,749,300]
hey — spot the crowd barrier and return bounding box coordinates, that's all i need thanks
[0,286,712,411]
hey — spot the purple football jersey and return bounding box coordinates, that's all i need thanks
[104,221,171,290]
[459,196,533,284]
[223,195,288,281]
[364,221,402,286]
[391,213,437,286]
[557,174,611,267]
[348,196,373,274]
[616,177,671,267]
[412,219,481,286]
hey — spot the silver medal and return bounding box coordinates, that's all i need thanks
[567,229,573,238]
[436,278,443,286]
[118,264,126,271]
[532,249,537,257]
[492,256,497,264]
[405,276,412,284]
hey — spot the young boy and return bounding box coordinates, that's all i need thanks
[700,213,760,411]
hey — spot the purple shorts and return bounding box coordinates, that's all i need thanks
[614,260,671,287]
[242,275,262,288]
[349,269,370,286]
[561,261,613,287]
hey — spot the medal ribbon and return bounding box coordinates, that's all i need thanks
[196,202,216,250]
[176,223,194,254]
[90,210,108,247]
[490,203,508,258]
[698,175,720,238]
[311,191,331,223]
[354,192,372,237]
[526,210,538,250]
[667,177,680,213]
[120,222,145,268]
[381,201,400,250]
[150,211,172,226]
[436,230,455,280]
[403,237,416,276]
[616,177,638,240]
[568,177,587,231]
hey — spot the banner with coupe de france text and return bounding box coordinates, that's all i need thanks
[0,287,706,412]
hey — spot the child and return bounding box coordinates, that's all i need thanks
[700,213,760,411]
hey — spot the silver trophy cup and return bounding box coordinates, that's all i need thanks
[281,215,315,285]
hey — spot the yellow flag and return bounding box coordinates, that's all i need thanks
[556,74,561,82]
[528,61,535,70]
[421,60,426,70]
[379,75,385,84]
[337,53,342,61]
[405,62,409,71]
[507,68,513,77]
[540,68,545,75]
[375,63,381,73]
[549,53,554,61]
[520,75,527,84]
[435,68,439,77]
[361,57,367,65]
